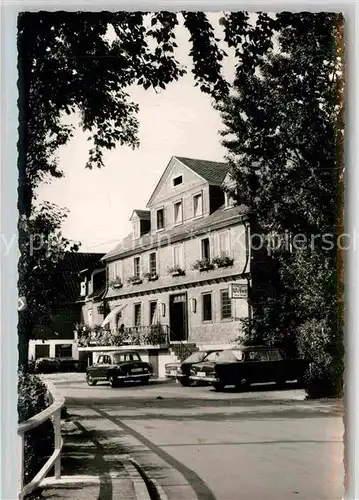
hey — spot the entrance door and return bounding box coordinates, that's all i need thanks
[169,293,188,341]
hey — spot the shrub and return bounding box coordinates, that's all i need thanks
[18,373,55,485]
[34,357,60,374]
[296,319,343,399]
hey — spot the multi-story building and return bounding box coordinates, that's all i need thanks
[96,156,251,371]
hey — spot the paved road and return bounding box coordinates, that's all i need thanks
[55,376,344,500]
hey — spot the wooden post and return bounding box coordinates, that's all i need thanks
[18,433,24,500]
[53,409,61,479]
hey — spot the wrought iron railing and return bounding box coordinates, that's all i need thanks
[77,324,170,348]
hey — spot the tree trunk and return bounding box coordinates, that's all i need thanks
[18,314,31,372]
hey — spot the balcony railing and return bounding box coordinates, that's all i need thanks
[77,324,170,348]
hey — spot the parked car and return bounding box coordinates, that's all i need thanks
[86,351,153,388]
[175,350,224,386]
[189,346,309,391]
[164,361,181,379]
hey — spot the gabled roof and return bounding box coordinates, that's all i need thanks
[130,210,150,221]
[146,156,230,207]
[175,157,230,185]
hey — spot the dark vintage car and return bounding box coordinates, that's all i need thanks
[86,351,153,388]
[175,350,224,386]
[189,346,309,391]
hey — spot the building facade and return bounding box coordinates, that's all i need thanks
[102,156,251,352]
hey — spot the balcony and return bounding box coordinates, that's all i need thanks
[76,324,170,348]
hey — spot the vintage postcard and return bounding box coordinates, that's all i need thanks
[15,10,345,500]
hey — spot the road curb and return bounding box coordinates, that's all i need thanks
[129,457,169,500]
[123,460,151,500]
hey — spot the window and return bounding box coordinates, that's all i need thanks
[150,301,157,324]
[149,252,157,275]
[55,345,72,358]
[201,238,210,260]
[113,352,141,363]
[220,289,232,319]
[247,351,268,361]
[267,350,282,361]
[173,201,183,225]
[224,192,233,208]
[157,208,165,230]
[193,193,203,218]
[134,303,142,327]
[97,355,104,364]
[173,175,183,186]
[173,244,184,268]
[202,293,212,321]
[218,230,230,257]
[134,257,140,277]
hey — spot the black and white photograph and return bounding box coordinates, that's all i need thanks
[14,9,345,500]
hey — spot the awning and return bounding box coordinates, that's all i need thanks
[101,304,127,328]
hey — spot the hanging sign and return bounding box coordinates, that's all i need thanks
[229,283,248,299]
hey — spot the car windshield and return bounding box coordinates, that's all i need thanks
[183,352,208,363]
[202,350,237,362]
[113,352,141,363]
[206,350,244,362]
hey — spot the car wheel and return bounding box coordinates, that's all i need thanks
[109,375,118,388]
[141,377,149,385]
[212,382,225,391]
[276,378,287,389]
[86,373,97,386]
[179,379,191,387]
[235,378,249,391]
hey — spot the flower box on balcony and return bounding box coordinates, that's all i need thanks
[212,256,234,268]
[109,278,123,290]
[168,266,185,277]
[192,259,215,272]
[127,276,143,285]
[143,272,159,282]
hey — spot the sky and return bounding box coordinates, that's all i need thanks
[36,13,237,254]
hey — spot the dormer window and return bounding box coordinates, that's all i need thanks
[173,175,183,187]
[224,192,233,208]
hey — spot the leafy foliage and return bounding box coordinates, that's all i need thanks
[218,13,344,397]
[18,373,54,484]
[18,202,80,370]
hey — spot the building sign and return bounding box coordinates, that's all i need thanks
[229,283,248,299]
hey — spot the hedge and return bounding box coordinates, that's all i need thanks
[18,373,55,489]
